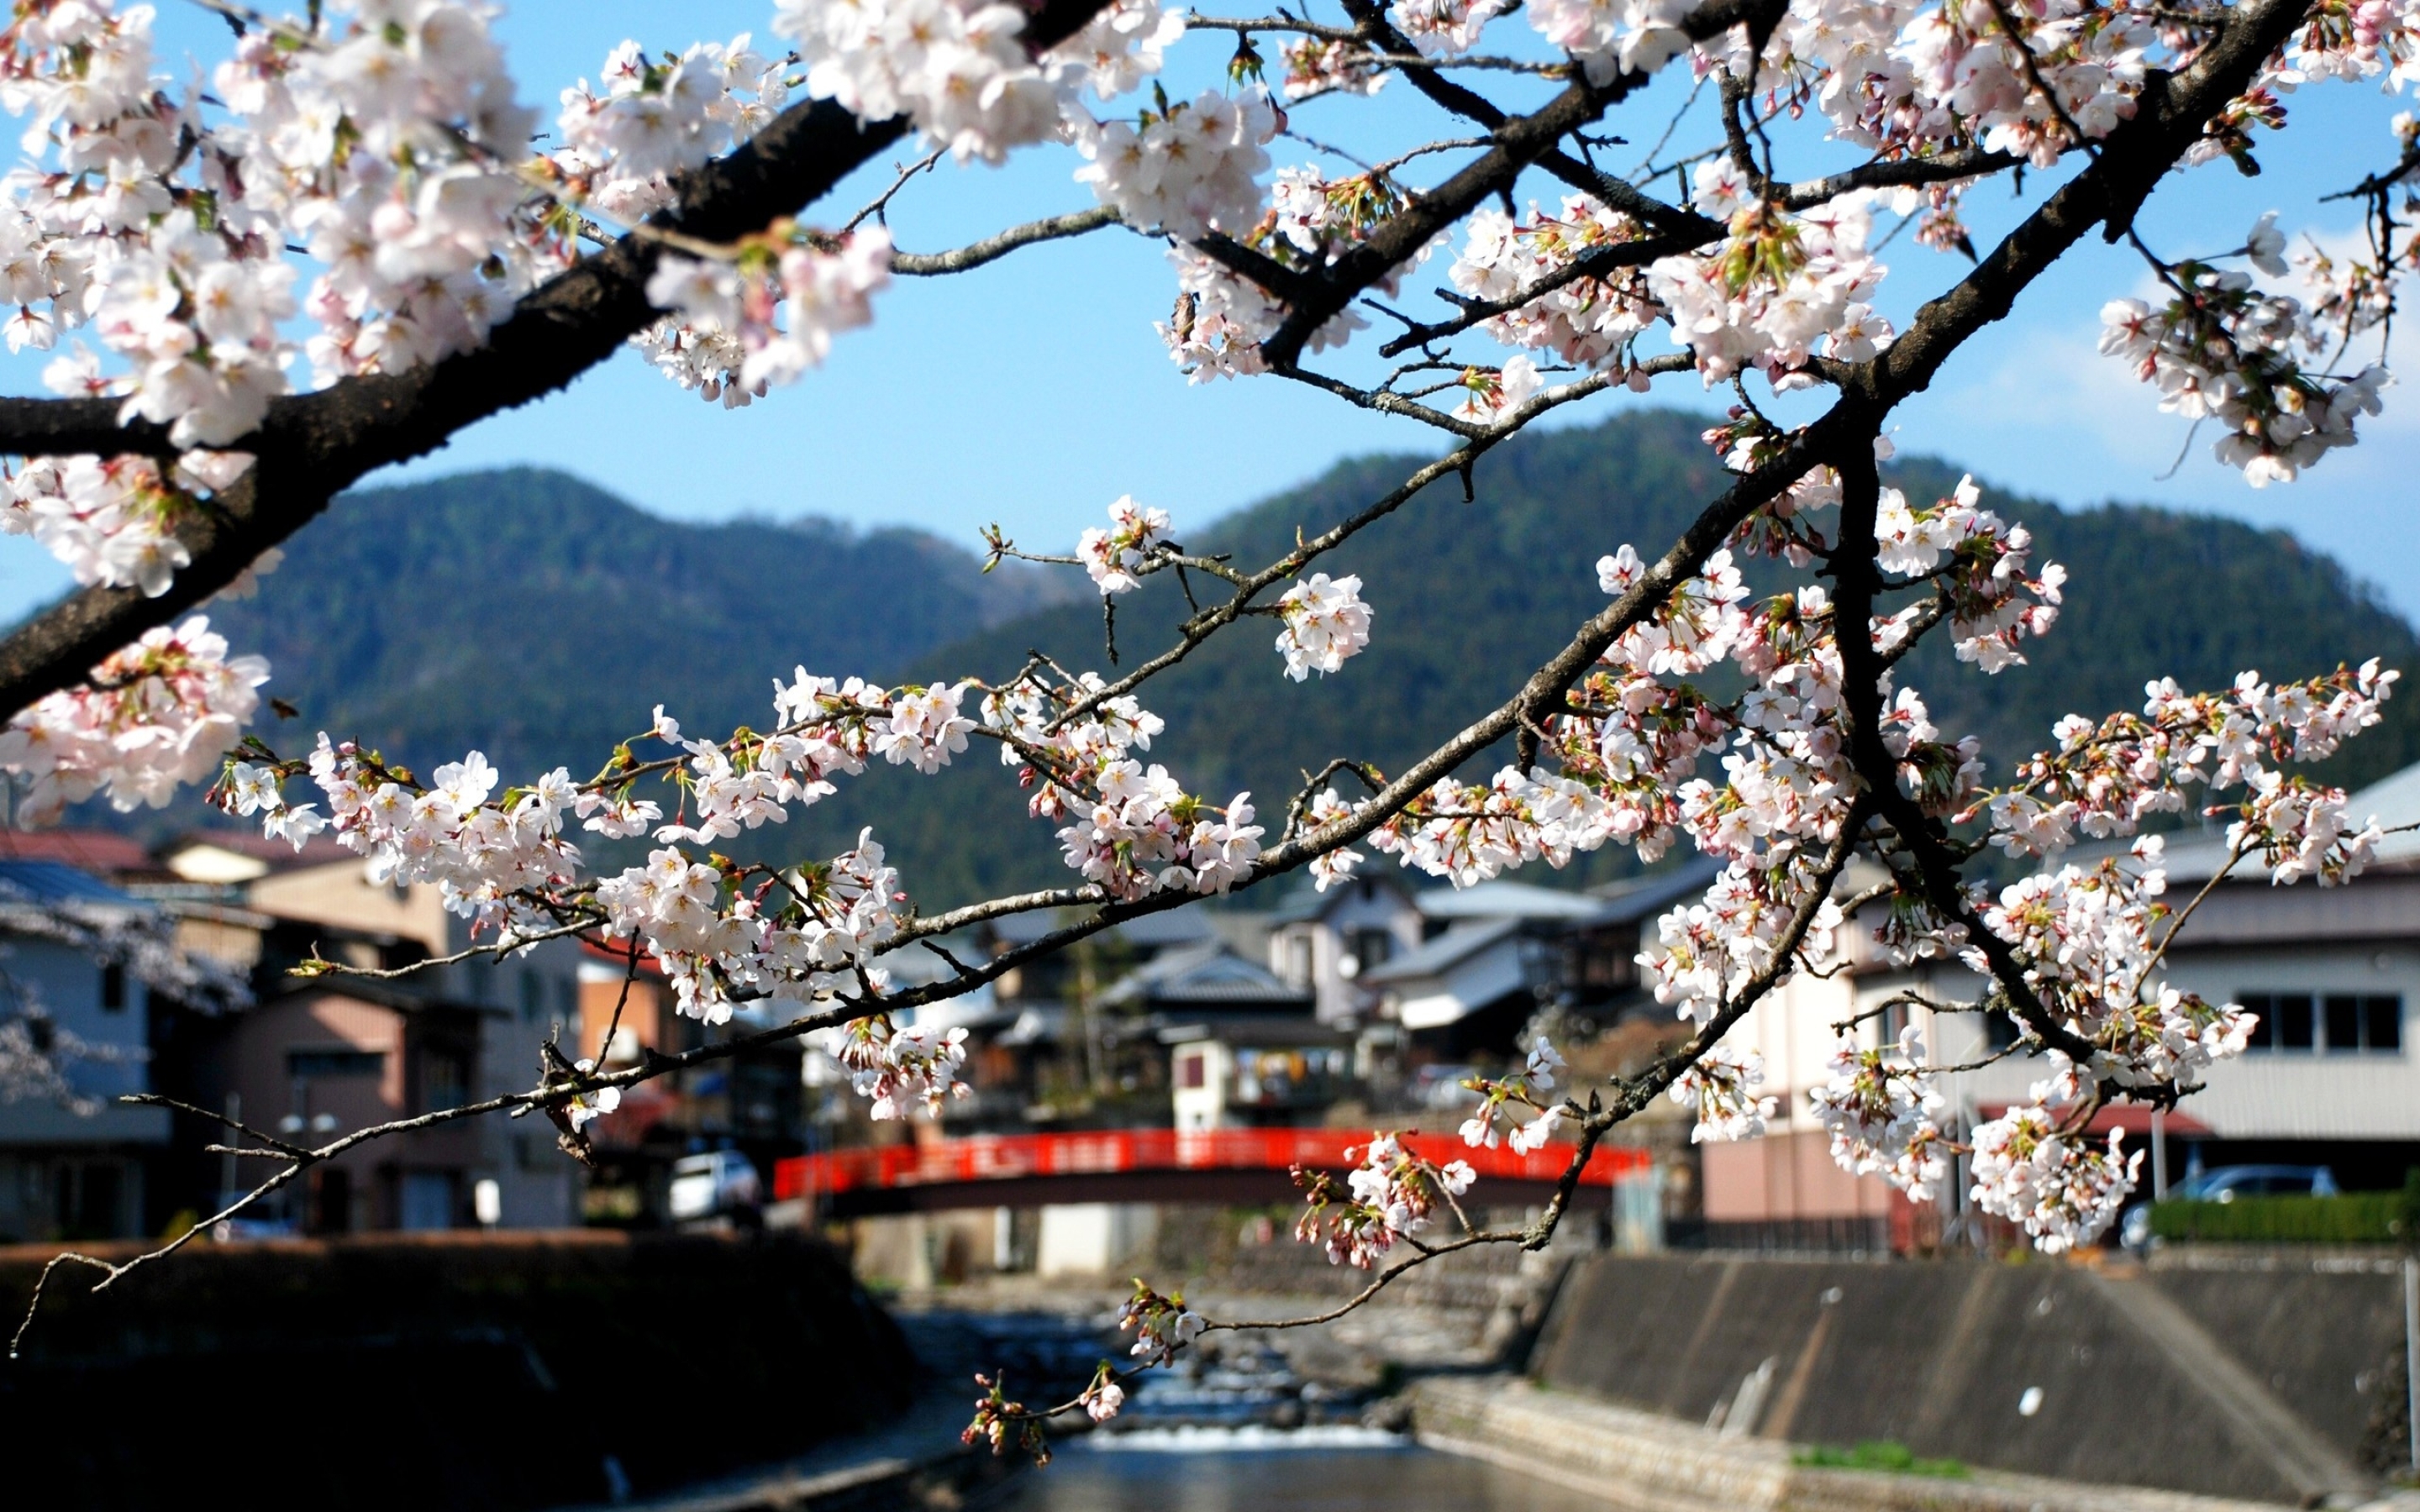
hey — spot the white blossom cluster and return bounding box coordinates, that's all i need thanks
[1977,659,2397,870]
[0,451,246,597]
[1076,494,1174,594]
[1648,187,1893,388]
[639,228,894,403]
[1670,1042,1777,1143]
[1447,195,1662,373]
[211,0,541,398]
[1156,160,1431,381]
[1279,37,1389,100]
[834,1013,971,1118]
[1274,571,1374,680]
[1390,0,1515,57]
[1969,1101,2143,1252]
[1072,86,1277,240]
[0,617,266,825]
[980,664,1263,901]
[553,36,792,227]
[1875,474,2068,673]
[1807,1026,1951,1200]
[1297,1131,1476,1268]
[1458,1037,1568,1152]
[2099,239,2391,486]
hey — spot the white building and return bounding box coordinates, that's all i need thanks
[1699,758,2420,1239]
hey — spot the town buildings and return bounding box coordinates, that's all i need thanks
[1697,756,2420,1247]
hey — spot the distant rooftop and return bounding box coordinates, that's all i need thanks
[0,859,146,910]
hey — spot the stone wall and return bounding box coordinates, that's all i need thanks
[1528,1252,2402,1504]
[0,1231,915,1510]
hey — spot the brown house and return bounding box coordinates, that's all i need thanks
[199,979,492,1232]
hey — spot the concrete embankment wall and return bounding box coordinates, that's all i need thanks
[1413,1376,2291,1512]
[0,1231,915,1510]
[1528,1252,2405,1504]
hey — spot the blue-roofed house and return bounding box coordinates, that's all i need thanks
[0,859,238,1243]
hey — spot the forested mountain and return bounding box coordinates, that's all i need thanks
[202,467,1076,781]
[178,413,2420,905]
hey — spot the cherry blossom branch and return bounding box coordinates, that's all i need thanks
[1258,0,1792,368]
[0,0,1126,722]
[891,207,1125,276]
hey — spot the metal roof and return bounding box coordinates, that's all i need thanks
[1097,941,1311,1007]
[1360,917,1524,986]
[983,906,1220,950]
[1585,856,1727,923]
[1415,879,1604,923]
[0,859,146,908]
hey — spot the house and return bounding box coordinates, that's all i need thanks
[157,834,588,1231]
[1695,756,2420,1248]
[197,976,494,1231]
[0,861,228,1243]
[1110,941,1343,1131]
[1266,874,1428,1024]
[915,906,1276,1133]
[1359,867,1721,1058]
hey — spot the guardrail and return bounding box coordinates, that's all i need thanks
[773,1127,1650,1203]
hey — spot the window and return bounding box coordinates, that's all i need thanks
[518,971,542,1023]
[1283,935,1313,988]
[99,963,125,1012]
[1349,928,1393,975]
[419,1047,471,1111]
[1986,1011,2019,1051]
[2242,992,2401,1053]
[288,1048,384,1079]
[1178,1052,1206,1090]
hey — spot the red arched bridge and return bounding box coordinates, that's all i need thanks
[773,1128,1652,1216]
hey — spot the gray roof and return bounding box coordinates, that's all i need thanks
[0,860,145,909]
[1586,856,1726,923]
[1267,872,1414,925]
[1360,917,1523,986]
[1097,941,1312,1008]
[1414,879,1605,923]
[1155,1013,1352,1047]
[983,906,1219,950]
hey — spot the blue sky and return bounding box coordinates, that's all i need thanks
[1,1,2415,633]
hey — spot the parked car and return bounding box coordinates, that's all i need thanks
[1413,1063,1481,1111]
[668,1150,762,1226]
[2118,1163,2339,1251]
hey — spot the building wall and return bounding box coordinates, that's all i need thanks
[1850,939,2420,1147]
[206,991,492,1231]
[1171,1041,1229,1131]
[1269,879,1426,1023]
[0,934,163,1242]
[1699,1130,1894,1222]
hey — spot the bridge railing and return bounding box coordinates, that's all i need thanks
[772,1128,1649,1203]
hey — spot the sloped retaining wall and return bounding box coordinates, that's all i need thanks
[0,1231,914,1510]
[1526,1252,2402,1504]
[1411,1376,2295,1512]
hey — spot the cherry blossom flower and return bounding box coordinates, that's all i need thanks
[1275,572,1374,680]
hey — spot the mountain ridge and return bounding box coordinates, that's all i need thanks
[155,416,2420,903]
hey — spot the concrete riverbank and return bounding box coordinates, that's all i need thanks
[1410,1375,2310,1512]
[1529,1251,2405,1504]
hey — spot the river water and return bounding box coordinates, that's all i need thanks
[989,1431,1612,1512]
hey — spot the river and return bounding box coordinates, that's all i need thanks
[988,1430,1611,1512]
